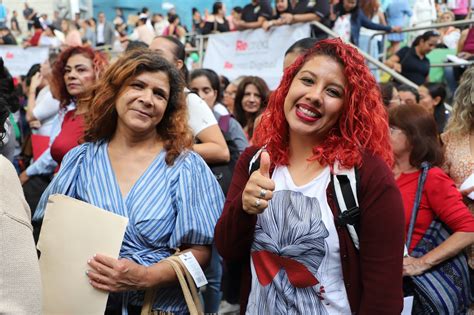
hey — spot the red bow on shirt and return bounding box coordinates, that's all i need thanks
[251,250,319,288]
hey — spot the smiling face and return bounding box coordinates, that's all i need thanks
[190,75,217,108]
[283,55,346,145]
[242,83,262,114]
[115,71,170,137]
[64,54,96,97]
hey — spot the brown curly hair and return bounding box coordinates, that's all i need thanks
[84,48,192,165]
[50,46,108,107]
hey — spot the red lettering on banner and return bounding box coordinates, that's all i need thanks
[224,62,233,69]
[236,40,248,51]
[5,52,14,59]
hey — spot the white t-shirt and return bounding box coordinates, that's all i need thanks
[213,103,230,116]
[185,89,217,137]
[97,22,105,43]
[247,166,351,314]
[32,86,60,136]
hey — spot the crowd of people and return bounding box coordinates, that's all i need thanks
[0,0,474,315]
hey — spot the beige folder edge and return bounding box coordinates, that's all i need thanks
[38,194,129,315]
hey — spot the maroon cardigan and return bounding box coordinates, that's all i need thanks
[214,146,405,314]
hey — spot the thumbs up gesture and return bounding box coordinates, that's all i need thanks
[242,151,276,215]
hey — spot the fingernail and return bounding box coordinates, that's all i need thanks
[85,270,88,275]
[87,259,91,264]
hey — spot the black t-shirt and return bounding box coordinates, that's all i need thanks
[241,0,273,22]
[202,19,230,35]
[290,0,329,19]
[2,34,17,45]
[396,46,430,86]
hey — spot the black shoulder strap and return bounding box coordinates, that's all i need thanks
[405,162,431,250]
[335,174,360,227]
[331,167,361,250]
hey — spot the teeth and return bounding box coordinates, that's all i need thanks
[299,107,318,118]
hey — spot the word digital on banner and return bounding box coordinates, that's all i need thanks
[203,23,311,90]
[0,46,49,77]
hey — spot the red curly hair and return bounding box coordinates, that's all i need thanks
[253,38,393,169]
[50,46,108,107]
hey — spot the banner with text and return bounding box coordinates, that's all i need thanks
[0,46,50,77]
[203,23,311,90]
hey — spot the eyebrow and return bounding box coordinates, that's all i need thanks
[299,70,345,91]
[134,78,170,98]
[65,64,89,69]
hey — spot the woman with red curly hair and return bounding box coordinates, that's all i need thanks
[215,38,405,314]
[21,46,108,217]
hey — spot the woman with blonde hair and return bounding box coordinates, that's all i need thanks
[442,66,474,272]
[33,49,223,314]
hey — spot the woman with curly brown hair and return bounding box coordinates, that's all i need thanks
[33,49,224,314]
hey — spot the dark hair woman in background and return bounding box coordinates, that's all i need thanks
[233,76,269,142]
[418,83,449,133]
[202,1,230,35]
[379,82,401,109]
[385,31,440,85]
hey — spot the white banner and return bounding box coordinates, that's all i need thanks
[203,23,311,90]
[0,46,49,77]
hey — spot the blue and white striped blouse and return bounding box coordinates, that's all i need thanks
[34,141,224,313]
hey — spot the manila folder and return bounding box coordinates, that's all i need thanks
[37,194,128,315]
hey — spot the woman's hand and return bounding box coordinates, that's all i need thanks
[87,254,148,292]
[29,119,42,129]
[392,62,402,73]
[262,20,272,31]
[242,151,275,215]
[403,256,432,276]
[29,72,42,94]
[280,13,293,25]
[19,171,29,185]
[460,185,474,198]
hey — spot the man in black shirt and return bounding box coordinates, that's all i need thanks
[22,2,36,32]
[235,0,273,30]
[282,0,329,24]
[263,0,330,39]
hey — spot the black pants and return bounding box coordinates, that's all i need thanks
[23,175,51,243]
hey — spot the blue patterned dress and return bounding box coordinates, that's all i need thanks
[34,141,224,313]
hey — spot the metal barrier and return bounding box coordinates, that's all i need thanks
[369,19,474,62]
[310,21,420,89]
